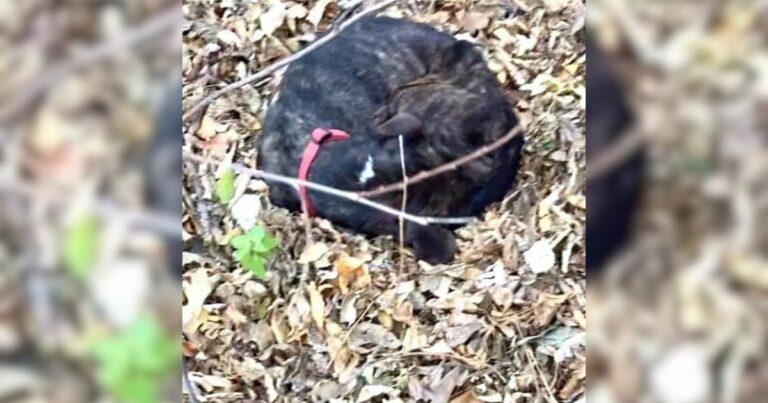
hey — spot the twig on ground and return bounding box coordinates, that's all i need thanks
[182,0,398,122]
[183,152,474,226]
[0,178,180,237]
[397,135,408,272]
[586,127,645,182]
[0,6,181,124]
[360,124,524,197]
[182,359,200,403]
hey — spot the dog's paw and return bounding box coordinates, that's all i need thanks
[407,224,457,264]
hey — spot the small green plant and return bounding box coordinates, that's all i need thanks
[216,168,236,204]
[62,214,100,279]
[230,225,278,279]
[90,316,178,403]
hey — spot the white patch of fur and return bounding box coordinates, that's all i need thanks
[358,155,375,185]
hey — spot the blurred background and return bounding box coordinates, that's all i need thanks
[0,1,181,402]
[587,0,767,402]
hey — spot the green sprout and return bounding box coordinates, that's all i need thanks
[216,168,236,204]
[230,225,278,279]
[90,316,178,403]
[62,214,100,279]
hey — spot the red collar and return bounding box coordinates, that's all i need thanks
[298,128,350,217]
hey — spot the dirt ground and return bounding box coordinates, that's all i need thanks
[182,0,586,401]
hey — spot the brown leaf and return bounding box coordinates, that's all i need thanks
[350,323,401,351]
[307,282,326,329]
[458,11,491,33]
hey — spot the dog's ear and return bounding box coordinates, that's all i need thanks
[377,112,422,140]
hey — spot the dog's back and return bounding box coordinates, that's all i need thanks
[258,17,523,262]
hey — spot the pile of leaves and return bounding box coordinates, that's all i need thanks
[589,1,768,402]
[0,1,181,402]
[182,0,586,401]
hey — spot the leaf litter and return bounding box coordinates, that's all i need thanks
[183,0,586,401]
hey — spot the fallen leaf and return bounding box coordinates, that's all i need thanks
[217,29,242,47]
[446,322,484,347]
[334,253,369,294]
[350,323,401,351]
[524,240,556,274]
[451,389,482,403]
[197,114,218,140]
[307,282,326,329]
[225,303,248,326]
[230,194,262,230]
[357,385,394,402]
[260,2,286,36]
[307,0,332,27]
[458,11,490,33]
[182,268,214,334]
[299,242,330,264]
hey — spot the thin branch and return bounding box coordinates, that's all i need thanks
[183,153,474,226]
[182,0,398,122]
[182,359,200,403]
[0,6,181,124]
[397,135,407,272]
[585,128,645,182]
[0,179,180,238]
[360,124,524,197]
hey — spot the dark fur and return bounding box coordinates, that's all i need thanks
[145,83,182,274]
[258,17,524,263]
[586,35,644,270]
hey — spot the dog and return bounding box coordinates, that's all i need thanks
[586,34,644,271]
[145,82,182,274]
[258,16,524,263]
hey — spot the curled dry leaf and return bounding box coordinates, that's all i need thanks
[458,11,491,33]
[524,239,556,274]
[307,282,326,329]
[350,323,401,351]
[334,252,371,294]
[260,2,287,36]
[183,268,214,334]
[307,0,333,27]
[357,385,395,402]
[230,194,262,230]
[299,242,330,264]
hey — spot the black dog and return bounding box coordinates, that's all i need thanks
[258,17,524,263]
[145,83,182,274]
[586,35,643,271]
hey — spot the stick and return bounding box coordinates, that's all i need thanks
[360,124,524,197]
[182,0,398,122]
[183,153,474,226]
[585,128,645,182]
[0,6,181,124]
[182,359,200,403]
[397,135,407,272]
[0,178,181,238]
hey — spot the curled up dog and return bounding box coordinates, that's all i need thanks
[258,16,524,263]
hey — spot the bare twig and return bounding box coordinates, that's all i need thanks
[586,128,645,182]
[360,124,524,197]
[397,135,407,272]
[0,178,180,237]
[183,153,474,226]
[0,6,181,124]
[182,359,200,403]
[182,0,398,122]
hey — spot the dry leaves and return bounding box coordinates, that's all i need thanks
[183,0,586,401]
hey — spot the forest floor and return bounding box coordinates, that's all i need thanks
[182,0,586,401]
